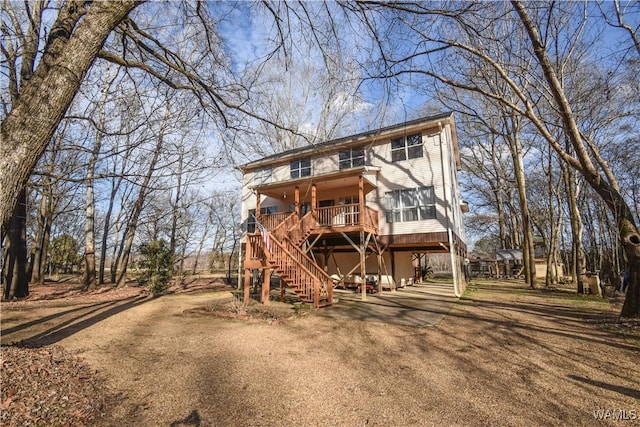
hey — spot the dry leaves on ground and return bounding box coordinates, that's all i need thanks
[1,345,118,426]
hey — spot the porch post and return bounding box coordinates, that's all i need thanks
[377,251,383,294]
[359,175,364,225]
[261,268,271,305]
[311,183,317,212]
[243,268,251,304]
[360,230,366,301]
[390,249,395,282]
[255,192,261,219]
[294,186,300,217]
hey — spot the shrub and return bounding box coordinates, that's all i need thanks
[422,264,434,281]
[137,240,174,296]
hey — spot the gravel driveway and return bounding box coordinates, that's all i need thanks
[2,280,639,426]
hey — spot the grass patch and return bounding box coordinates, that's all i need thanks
[466,279,612,307]
[460,282,477,300]
[533,289,610,306]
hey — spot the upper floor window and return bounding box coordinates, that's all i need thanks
[385,186,436,223]
[254,167,272,185]
[290,158,311,179]
[391,133,423,162]
[339,146,365,170]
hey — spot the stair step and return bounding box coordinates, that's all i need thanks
[261,221,334,309]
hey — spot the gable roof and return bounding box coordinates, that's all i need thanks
[240,111,458,172]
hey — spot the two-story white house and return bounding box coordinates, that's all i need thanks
[239,112,467,308]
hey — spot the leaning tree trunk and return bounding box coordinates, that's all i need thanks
[100,154,130,284]
[513,0,640,316]
[116,106,169,287]
[590,185,640,317]
[0,1,138,233]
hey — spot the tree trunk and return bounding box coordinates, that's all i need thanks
[0,1,138,233]
[83,76,112,290]
[30,194,48,284]
[100,163,128,284]
[170,147,184,257]
[99,184,117,284]
[83,173,97,290]
[487,137,509,249]
[564,165,586,293]
[227,239,237,285]
[3,189,29,299]
[111,221,125,284]
[513,0,640,316]
[504,115,536,287]
[116,106,169,287]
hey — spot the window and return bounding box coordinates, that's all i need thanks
[290,158,311,179]
[319,199,335,207]
[339,196,359,206]
[247,207,277,232]
[391,133,423,162]
[254,167,272,185]
[338,146,365,170]
[261,206,277,214]
[247,209,256,232]
[385,186,436,223]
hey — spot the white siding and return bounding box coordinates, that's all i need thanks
[240,118,466,246]
[370,128,449,236]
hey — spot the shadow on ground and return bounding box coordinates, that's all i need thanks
[1,296,149,347]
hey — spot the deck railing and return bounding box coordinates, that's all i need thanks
[314,204,378,230]
[272,211,298,241]
[249,226,333,307]
[259,211,293,231]
[289,211,316,244]
[246,234,266,260]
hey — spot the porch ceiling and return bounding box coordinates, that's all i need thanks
[253,167,379,201]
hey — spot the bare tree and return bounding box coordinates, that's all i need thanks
[115,98,172,287]
[341,1,640,316]
[1,1,139,232]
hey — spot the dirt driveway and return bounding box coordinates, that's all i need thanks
[2,280,639,426]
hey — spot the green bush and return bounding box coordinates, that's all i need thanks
[137,240,174,296]
[422,264,433,281]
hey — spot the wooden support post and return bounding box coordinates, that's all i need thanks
[377,251,383,294]
[314,279,320,308]
[322,240,329,272]
[243,269,251,304]
[360,230,366,301]
[256,192,261,218]
[390,248,395,282]
[294,186,300,217]
[359,175,364,225]
[311,183,317,212]
[261,268,271,305]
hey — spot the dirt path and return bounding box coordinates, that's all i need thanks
[2,281,639,426]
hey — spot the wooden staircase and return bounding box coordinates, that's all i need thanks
[254,212,333,308]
